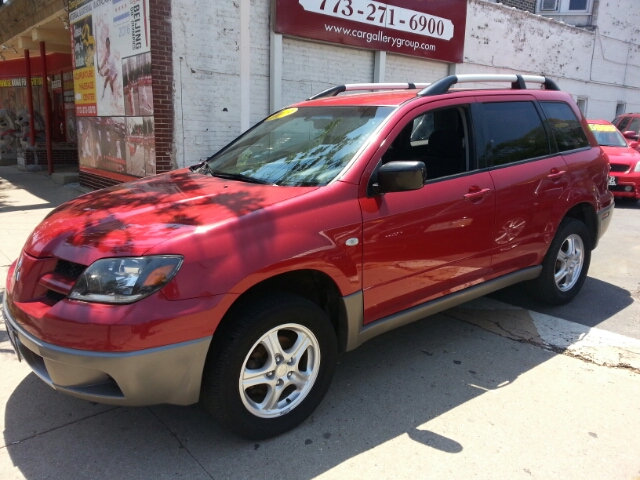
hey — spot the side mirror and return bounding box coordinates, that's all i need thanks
[623,130,639,140]
[376,161,425,194]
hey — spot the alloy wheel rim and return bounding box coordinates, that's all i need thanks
[239,323,320,418]
[554,233,584,292]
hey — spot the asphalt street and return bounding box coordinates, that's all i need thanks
[1,166,639,479]
[490,199,640,339]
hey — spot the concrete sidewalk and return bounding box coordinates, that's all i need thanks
[0,166,87,277]
[1,167,639,479]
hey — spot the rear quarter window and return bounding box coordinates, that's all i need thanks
[540,102,590,152]
[478,101,551,167]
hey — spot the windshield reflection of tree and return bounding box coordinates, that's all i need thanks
[206,107,390,186]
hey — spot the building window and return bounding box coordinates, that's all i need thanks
[537,0,593,14]
[576,97,588,116]
[540,0,559,10]
[616,103,626,117]
[569,0,587,10]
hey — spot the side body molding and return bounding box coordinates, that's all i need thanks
[341,266,542,352]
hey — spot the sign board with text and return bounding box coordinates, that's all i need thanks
[68,0,156,178]
[275,0,467,63]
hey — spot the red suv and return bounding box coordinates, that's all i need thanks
[3,74,613,439]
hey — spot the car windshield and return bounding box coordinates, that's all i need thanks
[200,106,394,186]
[588,123,628,147]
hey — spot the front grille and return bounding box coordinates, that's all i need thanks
[54,259,86,280]
[46,259,87,304]
[610,164,629,172]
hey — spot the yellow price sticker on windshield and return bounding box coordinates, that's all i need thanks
[589,124,617,132]
[266,108,298,121]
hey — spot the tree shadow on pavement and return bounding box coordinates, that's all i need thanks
[4,314,558,479]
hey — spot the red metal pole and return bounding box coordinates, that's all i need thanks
[40,41,53,174]
[24,49,36,146]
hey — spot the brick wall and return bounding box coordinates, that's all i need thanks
[499,0,536,13]
[149,0,174,174]
[281,39,375,111]
[385,54,449,84]
[79,170,122,190]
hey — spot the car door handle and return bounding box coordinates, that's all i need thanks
[463,188,491,201]
[547,170,567,180]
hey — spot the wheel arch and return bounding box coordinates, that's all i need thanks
[212,269,351,354]
[562,202,598,249]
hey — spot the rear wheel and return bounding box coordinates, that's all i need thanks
[200,293,337,439]
[527,218,591,305]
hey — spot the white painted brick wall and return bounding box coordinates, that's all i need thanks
[172,0,243,167]
[385,54,448,84]
[465,0,640,119]
[170,0,640,168]
[281,38,375,107]
[250,0,270,126]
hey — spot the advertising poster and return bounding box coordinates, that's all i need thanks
[69,0,155,178]
[275,0,467,63]
[0,78,46,156]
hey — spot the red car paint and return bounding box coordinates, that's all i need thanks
[6,88,613,358]
[589,119,640,200]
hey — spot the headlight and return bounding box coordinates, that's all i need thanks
[69,255,183,304]
[635,162,640,172]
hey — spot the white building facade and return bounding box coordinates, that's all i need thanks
[170,0,640,171]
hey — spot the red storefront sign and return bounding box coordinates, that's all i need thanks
[274,0,467,63]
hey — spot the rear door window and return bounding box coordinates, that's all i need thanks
[617,116,631,131]
[540,102,590,152]
[477,101,551,167]
[627,118,640,134]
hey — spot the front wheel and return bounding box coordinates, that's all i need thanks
[200,293,338,439]
[527,218,591,305]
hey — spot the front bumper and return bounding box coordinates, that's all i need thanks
[3,294,211,406]
[609,172,640,199]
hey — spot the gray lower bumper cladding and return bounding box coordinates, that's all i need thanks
[3,295,212,406]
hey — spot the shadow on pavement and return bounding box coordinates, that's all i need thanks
[4,315,555,479]
[489,276,633,329]
[0,167,84,213]
[612,198,640,210]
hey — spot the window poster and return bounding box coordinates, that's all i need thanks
[69,0,156,177]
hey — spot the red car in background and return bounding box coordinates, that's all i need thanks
[589,119,640,201]
[612,112,640,152]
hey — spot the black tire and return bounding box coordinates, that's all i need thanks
[527,218,591,305]
[200,292,338,440]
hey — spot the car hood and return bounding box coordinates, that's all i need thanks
[601,145,640,165]
[23,169,314,265]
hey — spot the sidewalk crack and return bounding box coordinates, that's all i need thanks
[0,406,120,450]
[148,407,214,479]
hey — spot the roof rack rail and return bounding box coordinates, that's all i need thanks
[418,74,560,96]
[307,83,431,100]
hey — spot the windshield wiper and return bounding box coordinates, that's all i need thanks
[208,170,273,185]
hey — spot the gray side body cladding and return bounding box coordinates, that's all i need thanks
[341,266,542,352]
